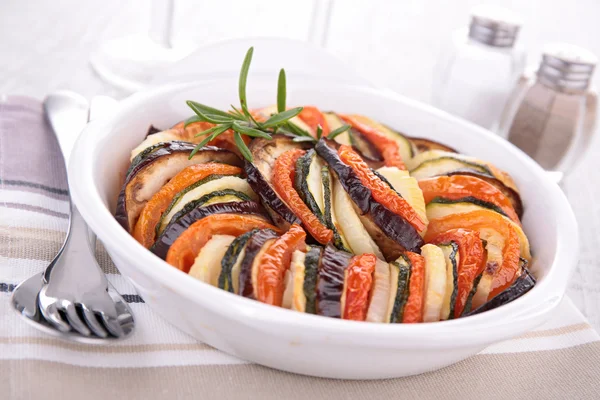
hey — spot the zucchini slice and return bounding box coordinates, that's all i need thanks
[387,255,411,323]
[421,244,447,322]
[376,166,428,228]
[438,242,459,320]
[324,112,351,146]
[188,235,236,286]
[294,149,326,222]
[238,229,279,299]
[218,229,257,293]
[130,130,182,161]
[303,246,321,314]
[316,245,352,318]
[321,166,351,251]
[410,156,494,181]
[471,228,505,309]
[462,272,484,316]
[157,175,257,234]
[331,175,384,259]
[282,250,307,312]
[426,196,508,221]
[365,259,391,323]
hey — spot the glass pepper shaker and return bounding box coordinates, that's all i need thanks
[498,43,598,180]
[432,5,526,131]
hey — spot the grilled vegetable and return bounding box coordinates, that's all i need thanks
[294,149,326,223]
[349,128,383,162]
[316,139,424,259]
[421,244,447,322]
[189,235,236,286]
[365,259,391,323]
[438,242,459,320]
[316,244,352,318]
[331,173,383,258]
[341,115,407,169]
[303,246,321,314]
[297,106,330,136]
[402,252,425,323]
[321,166,350,251]
[376,166,428,228]
[238,229,279,299]
[133,163,242,248]
[272,149,333,244]
[387,255,411,323]
[324,112,351,146]
[245,135,307,229]
[342,253,377,321]
[428,229,486,318]
[116,142,241,232]
[409,137,457,153]
[285,250,307,312]
[467,261,536,316]
[151,201,269,259]
[419,175,520,224]
[342,114,415,166]
[218,230,257,293]
[165,214,280,272]
[426,197,509,221]
[255,224,307,306]
[253,105,315,136]
[158,175,257,234]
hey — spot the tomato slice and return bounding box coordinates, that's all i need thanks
[342,253,376,321]
[256,224,307,306]
[340,115,406,169]
[425,209,522,301]
[166,214,281,272]
[428,229,485,318]
[402,252,425,323]
[338,145,426,232]
[272,149,334,244]
[298,106,330,137]
[133,163,242,248]
[418,175,520,224]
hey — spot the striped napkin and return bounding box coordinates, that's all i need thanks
[2,96,600,400]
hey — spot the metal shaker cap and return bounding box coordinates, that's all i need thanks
[537,43,597,91]
[468,5,522,48]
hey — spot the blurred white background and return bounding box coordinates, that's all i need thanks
[1,0,599,327]
[3,0,600,104]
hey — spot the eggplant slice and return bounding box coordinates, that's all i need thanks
[466,261,536,316]
[315,138,424,260]
[150,201,269,259]
[245,135,310,229]
[409,137,458,153]
[316,244,352,318]
[115,142,242,232]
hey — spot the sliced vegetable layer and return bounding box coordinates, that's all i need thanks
[342,253,376,321]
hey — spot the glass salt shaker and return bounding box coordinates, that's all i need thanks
[433,5,526,131]
[498,43,598,181]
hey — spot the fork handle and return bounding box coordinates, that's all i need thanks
[43,203,107,289]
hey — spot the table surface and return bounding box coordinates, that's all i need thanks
[2,0,599,331]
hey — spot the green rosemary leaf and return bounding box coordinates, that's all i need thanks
[194,125,220,138]
[262,107,303,128]
[327,124,351,140]
[232,121,272,139]
[186,100,243,121]
[277,68,286,113]
[188,124,231,159]
[316,124,323,140]
[238,47,254,118]
[234,131,253,162]
[187,102,233,124]
[292,136,317,143]
[230,105,245,118]
[184,115,201,127]
[286,120,312,137]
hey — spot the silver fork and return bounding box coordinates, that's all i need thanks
[11,91,134,340]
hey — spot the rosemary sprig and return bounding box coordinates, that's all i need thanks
[184,46,351,162]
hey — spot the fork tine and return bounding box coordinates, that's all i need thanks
[81,304,108,338]
[40,303,71,333]
[99,311,125,337]
[64,302,91,336]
